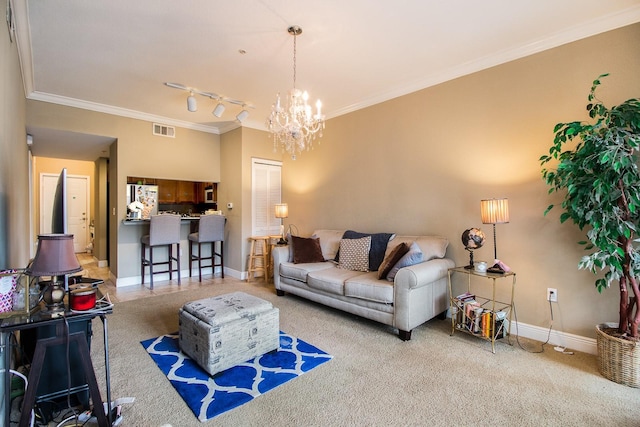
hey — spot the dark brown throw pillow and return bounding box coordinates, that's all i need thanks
[292,235,325,264]
[377,242,410,279]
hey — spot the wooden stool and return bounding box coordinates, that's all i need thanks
[247,236,269,281]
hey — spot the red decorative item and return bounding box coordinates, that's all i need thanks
[70,288,96,311]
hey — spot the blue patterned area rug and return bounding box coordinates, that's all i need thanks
[141,331,332,422]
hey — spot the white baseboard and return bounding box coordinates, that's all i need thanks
[446,311,597,355]
[508,320,597,355]
[114,266,244,287]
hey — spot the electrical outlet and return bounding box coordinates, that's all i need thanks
[547,287,558,302]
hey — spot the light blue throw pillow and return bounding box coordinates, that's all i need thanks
[386,241,423,281]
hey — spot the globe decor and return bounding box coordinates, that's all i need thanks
[461,228,485,270]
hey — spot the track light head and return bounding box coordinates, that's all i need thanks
[187,91,197,112]
[236,109,249,122]
[213,102,225,118]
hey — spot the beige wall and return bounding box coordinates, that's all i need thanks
[219,127,283,275]
[220,128,243,272]
[26,101,221,278]
[280,23,640,338]
[0,0,29,269]
[94,158,108,263]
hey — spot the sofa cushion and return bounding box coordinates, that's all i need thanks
[335,230,395,271]
[279,261,335,282]
[291,235,325,264]
[307,267,363,295]
[385,235,448,261]
[387,241,424,281]
[377,242,410,279]
[344,272,395,304]
[338,236,371,272]
[312,229,345,261]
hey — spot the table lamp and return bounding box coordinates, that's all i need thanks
[274,203,289,245]
[480,198,509,270]
[25,234,82,315]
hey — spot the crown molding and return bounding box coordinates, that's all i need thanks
[28,91,223,135]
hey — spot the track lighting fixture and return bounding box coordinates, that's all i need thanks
[187,91,197,112]
[236,108,250,122]
[164,82,253,119]
[213,102,226,118]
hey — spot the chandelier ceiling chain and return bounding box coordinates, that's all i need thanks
[267,25,325,160]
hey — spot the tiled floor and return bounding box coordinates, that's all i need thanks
[77,253,249,303]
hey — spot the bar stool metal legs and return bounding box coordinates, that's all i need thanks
[141,214,182,289]
[188,214,225,282]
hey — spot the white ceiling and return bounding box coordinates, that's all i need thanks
[12,0,640,161]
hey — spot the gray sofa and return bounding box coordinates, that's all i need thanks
[272,230,455,340]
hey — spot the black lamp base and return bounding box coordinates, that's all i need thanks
[464,248,475,269]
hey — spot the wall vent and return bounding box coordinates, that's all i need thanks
[153,123,175,138]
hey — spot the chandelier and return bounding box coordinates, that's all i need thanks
[267,26,325,160]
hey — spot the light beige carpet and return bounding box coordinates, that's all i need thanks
[89,280,640,426]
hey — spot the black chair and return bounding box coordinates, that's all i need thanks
[188,214,225,281]
[141,214,181,289]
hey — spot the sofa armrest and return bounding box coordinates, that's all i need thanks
[394,258,455,290]
[272,245,290,288]
[393,258,455,334]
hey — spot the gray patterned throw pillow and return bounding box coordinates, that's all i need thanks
[337,236,371,272]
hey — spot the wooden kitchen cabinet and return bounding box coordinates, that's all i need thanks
[176,181,196,203]
[157,179,177,203]
[127,176,157,185]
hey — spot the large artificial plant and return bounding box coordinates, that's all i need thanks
[540,74,640,340]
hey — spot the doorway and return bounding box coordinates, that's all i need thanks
[40,173,90,253]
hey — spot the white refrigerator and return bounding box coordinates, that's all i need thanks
[127,184,158,219]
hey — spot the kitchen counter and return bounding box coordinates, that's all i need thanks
[122,217,201,224]
[117,214,226,287]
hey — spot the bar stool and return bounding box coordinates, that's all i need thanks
[188,214,225,282]
[247,236,269,282]
[141,214,181,289]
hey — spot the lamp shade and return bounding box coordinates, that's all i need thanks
[26,234,81,277]
[274,203,289,219]
[480,198,510,224]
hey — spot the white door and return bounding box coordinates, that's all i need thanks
[40,173,89,253]
[252,159,282,237]
[67,176,89,252]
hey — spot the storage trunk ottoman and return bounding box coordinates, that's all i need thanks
[178,292,279,376]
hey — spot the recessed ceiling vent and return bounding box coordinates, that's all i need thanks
[153,123,175,138]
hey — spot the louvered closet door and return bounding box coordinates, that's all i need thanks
[252,159,282,236]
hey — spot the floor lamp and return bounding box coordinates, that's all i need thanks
[274,203,289,245]
[480,198,509,270]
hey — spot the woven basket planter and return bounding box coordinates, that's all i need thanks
[596,323,640,388]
